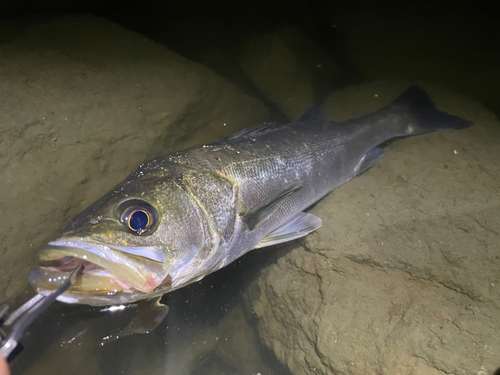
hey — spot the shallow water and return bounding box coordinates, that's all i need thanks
[1,0,500,374]
[13,248,290,375]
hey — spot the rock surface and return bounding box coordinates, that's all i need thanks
[241,29,339,120]
[0,14,269,304]
[245,82,500,375]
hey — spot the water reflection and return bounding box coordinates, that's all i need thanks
[12,248,290,375]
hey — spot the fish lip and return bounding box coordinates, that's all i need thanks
[30,238,171,298]
[48,240,169,263]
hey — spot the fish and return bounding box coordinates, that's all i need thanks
[28,86,472,306]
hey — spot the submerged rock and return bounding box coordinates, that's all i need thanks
[0,14,269,304]
[245,82,500,375]
[241,28,339,120]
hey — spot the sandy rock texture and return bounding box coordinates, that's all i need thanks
[245,82,500,375]
[0,14,268,304]
[241,29,339,120]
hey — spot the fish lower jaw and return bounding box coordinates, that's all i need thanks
[30,255,135,296]
[29,239,173,304]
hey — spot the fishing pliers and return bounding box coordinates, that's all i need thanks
[0,265,83,363]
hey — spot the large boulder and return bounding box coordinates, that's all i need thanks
[241,29,339,120]
[245,82,500,375]
[0,14,269,304]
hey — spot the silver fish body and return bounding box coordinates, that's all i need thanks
[28,86,472,305]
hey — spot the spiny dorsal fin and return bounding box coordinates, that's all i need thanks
[242,182,303,230]
[211,122,282,144]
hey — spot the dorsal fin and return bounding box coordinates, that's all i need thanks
[211,122,282,144]
[296,106,330,123]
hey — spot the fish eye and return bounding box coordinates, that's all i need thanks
[117,200,157,235]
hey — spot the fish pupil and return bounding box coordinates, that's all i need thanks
[118,200,157,234]
[130,210,149,231]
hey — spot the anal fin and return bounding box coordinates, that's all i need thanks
[255,212,322,249]
[354,147,385,176]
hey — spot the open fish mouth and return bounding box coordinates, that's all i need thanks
[28,238,171,305]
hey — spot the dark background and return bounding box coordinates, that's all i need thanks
[1,0,499,116]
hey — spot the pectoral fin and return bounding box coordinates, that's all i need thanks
[242,182,303,230]
[255,212,322,248]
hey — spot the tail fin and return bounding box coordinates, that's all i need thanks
[386,86,473,136]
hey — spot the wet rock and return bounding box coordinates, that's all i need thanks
[0,14,268,304]
[241,29,339,120]
[245,82,500,375]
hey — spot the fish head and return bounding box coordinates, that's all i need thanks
[28,160,215,306]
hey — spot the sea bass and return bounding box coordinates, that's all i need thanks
[28,86,472,305]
